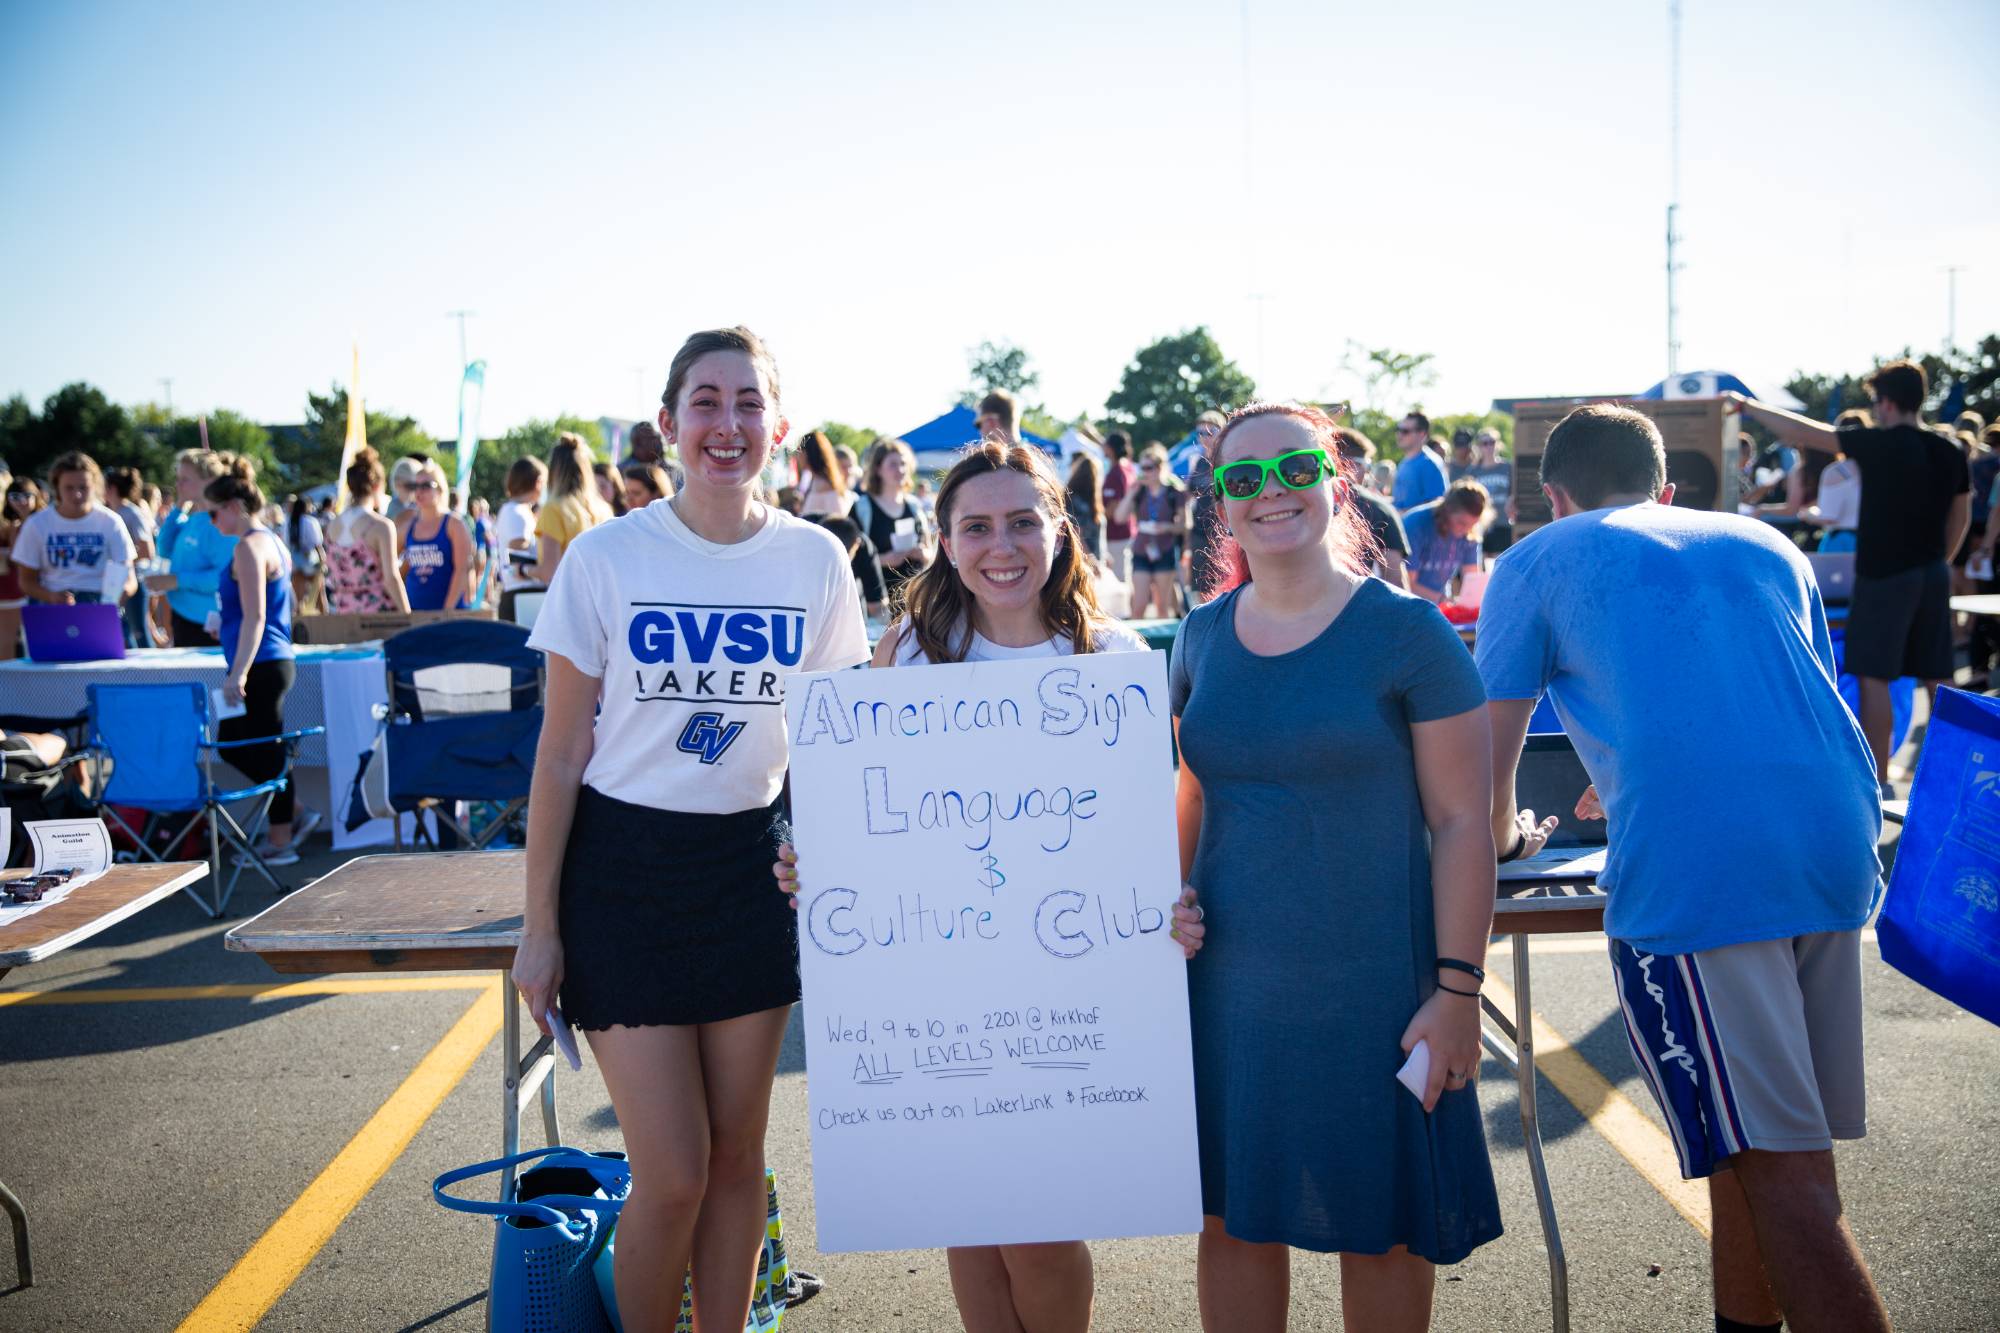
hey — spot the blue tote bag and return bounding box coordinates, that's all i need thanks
[1878,686,2000,1026]
[435,1147,630,1333]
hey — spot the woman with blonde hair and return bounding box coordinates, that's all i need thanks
[793,428,850,518]
[850,436,932,606]
[530,432,612,583]
[148,447,238,645]
[396,457,475,610]
[324,446,410,613]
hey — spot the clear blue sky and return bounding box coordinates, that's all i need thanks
[4,1,1997,444]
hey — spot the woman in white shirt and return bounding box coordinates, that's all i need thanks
[1806,411,1869,554]
[773,440,1205,1333]
[12,451,136,609]
[514,327,868,1332]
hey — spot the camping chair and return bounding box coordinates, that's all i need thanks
[381,620,543,851]
[84,682,324,917]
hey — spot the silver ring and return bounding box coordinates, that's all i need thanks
[1192,905,1205,922]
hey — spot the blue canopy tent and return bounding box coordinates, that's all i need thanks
[897,405,1060,470]
[1635,370,1805,412]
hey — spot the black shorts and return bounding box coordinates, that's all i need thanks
[1844,561,1953,681]
[1132,546,1179,575]
[557,785,798,1029]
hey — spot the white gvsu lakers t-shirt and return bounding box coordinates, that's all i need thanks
[529,502,870,814]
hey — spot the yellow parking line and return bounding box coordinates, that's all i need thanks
[0,977,494,1006]
[1485,973,1713,1237]
[174,982,503,1332]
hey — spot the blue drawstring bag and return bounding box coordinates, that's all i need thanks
[1878,686,2000,1027]
[435,1147,630,1333]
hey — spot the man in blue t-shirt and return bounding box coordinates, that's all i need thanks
[1391,410,1448,512]
[1477,404,1890,1333]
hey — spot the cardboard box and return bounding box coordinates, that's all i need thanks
[1509,396,1740,535]
[295,607,497,645]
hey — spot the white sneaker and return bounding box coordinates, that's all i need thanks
[290,807,324,845]
[234,841,300,868]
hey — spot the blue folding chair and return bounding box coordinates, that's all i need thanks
[86,682,325,917]
[380,621,543,851]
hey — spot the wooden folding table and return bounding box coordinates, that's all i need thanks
[1,861,211,1289]
[223,852,557,1200]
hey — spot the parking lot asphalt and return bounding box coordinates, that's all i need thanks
[3,825,1998,1331]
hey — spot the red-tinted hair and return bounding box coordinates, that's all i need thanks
[1203,402,1380,594]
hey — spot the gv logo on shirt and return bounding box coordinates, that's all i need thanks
[677,713,747,765]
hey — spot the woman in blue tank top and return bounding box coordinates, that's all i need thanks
[208,454,318,867]
[397,460,474,611]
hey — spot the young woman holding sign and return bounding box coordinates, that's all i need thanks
[512,327,869,1331]
[1171,403,1546,1333]
[774,439,1205,1333]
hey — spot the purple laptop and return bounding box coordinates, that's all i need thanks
[22,603,127,662]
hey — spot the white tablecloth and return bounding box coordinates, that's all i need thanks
[0,645,382,766]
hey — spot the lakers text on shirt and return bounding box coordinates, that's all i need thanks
[626,603,806,706]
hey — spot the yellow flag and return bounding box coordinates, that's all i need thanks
[335,342,367,512]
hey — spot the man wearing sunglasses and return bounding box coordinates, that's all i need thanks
[1391,410,1448,514]
[1478,404,1890,1333]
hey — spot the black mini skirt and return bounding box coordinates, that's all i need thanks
[557,784,799,1029]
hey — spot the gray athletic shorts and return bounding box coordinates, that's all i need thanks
[1845,561,1953,681]
[1609,930,1866,1178]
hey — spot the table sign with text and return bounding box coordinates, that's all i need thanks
[784,650,1202,1253]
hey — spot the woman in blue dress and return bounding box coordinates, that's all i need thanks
[396,458,474,611]
[1173,403,1547,1332]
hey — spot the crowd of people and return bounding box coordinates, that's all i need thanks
[6,334,1982,1331]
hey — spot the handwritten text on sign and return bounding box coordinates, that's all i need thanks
[785,650,1201,1253]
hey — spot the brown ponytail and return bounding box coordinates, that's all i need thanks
[203,452,265,514]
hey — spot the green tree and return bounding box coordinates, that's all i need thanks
[467,415,605,503]
[817,421,879,454]
[1781,334,1999,427]
[959,340,1042,410]
[1102,327,1256,450]
[296,385,437,494]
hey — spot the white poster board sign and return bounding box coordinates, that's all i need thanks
[785,650,1202,1253]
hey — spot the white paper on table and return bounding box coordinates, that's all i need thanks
[28,818,113,880]
[1,817,115,929]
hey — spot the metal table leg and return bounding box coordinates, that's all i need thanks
[0,1175,31,1289]
[1512,934,1569,1333]
[498,975,561,1203]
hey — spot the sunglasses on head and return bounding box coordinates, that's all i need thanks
[1214,449,1334,501]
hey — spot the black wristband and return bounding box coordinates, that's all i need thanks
[1437,957,1486,983]
[1435,981,1481,999]
[1497,829,1527,864]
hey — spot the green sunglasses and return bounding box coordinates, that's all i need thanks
[1214,448,1335,501]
